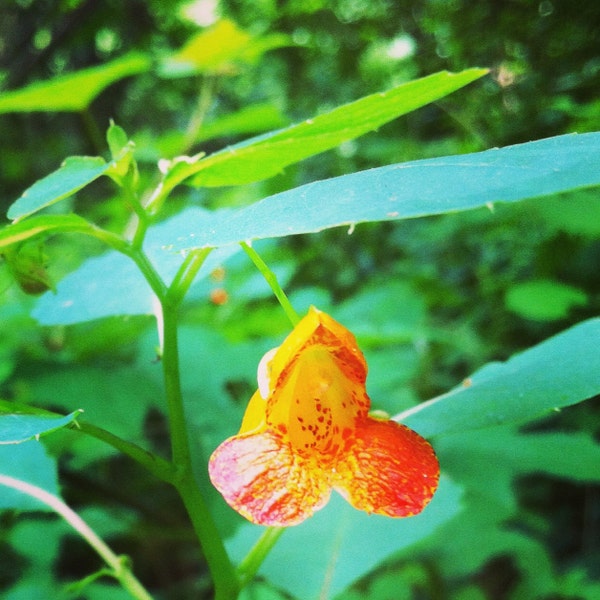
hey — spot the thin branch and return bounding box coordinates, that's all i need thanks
[0,474,153,600]
[240,241,300,326]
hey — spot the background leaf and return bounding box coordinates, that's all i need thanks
[505,279,587,321]
[194,103,289,144]
[158,19,289,77]
[227,476,462,600]
[0,52,151,113]
[0,442,59,511]
[7,157,108,221]
[399,317,600,438]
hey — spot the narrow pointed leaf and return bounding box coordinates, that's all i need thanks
[168,132,600,251]
[0,214,97,249]
[8,157,108,221]
[0,407,83,444]
[157,68,487,195]
[399,317,600,438]
[0,52,151,114]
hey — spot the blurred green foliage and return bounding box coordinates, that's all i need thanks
[1,1,599,599]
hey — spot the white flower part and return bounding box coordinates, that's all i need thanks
[257,347,279,399]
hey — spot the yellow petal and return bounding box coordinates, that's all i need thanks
[265,307,370,458]
[238,389,267,435]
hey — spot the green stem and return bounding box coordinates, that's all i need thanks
[78,422,175,484]
[240,242,300,326]
[0,475,153,600]
[58,180,237,595]
[127,247,168,299]
[0,401,173,483]
[80,107,106,156]
[160,303,192,469]
[167,247,213,305]
[90,188,236,596]
[237,527,285,587]
[160,299,239,599]
[182,75,217,154]
[175,477,240,600]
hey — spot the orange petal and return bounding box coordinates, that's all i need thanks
[208,431,332,526]
[267,342,369,457]
[333,418,439,518]
[267,307,367,397]
[264,307,371,456]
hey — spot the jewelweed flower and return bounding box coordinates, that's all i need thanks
[209,307,439,527]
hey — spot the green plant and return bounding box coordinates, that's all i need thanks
[1,20,599,600]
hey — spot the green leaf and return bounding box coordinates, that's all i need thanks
[0,214,96,250]
[399,317,600,438]
[505,279,587,321]
[440,428,600,490]
[533,188,600,237]
[7,156,108,221]
[0,442,59,511]
[106,121,130,158]
[227,476,462,600]
[155,68,488,196]
[166,131,600,251]
[105,122,136,184]
[0,52,151,114]
[20,362,162,468]
[0,406,82,444]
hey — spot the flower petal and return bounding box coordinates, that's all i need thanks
[267,307,367,398]
[208,431,332,526]
[238,389,267,435]
[267,343,369,457]
[333,418,439,517]
[263,307,371,457]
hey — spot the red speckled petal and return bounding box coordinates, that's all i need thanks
[208,431,332,526]
[333,418,440,517]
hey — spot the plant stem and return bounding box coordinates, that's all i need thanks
[77,422,175,484]
[237,527,285,587]
[80,187,238,596]
[80,107,106,156]
[240,242,300,325]
[0,474,153,600]
[160,302,192,469]
[175,476,240,600]
[167,247,213,305]
[182,75,217,153]
[160,299,239,599]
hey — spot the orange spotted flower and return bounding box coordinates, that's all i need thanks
[209,307,439,527]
